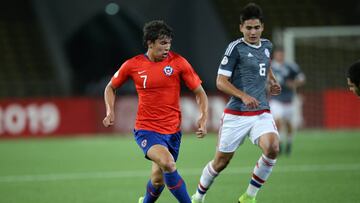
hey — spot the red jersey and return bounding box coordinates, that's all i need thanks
[111,51,202,134]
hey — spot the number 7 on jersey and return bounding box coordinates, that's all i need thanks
[140,75,147,88]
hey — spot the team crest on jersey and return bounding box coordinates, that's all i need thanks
[141,139,147,148]
[221,56,228,65]
[264,48,270,58]
[163,66,173,76]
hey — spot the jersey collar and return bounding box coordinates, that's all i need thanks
[241,38,262,49]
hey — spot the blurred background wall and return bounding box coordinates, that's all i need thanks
[1,0,360,137]
[32,0,228,96]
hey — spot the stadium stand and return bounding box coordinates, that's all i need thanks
[0,1,60,98]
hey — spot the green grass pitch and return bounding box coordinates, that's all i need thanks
[0,130,360,203]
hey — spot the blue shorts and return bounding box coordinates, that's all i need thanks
[134,129,182,161]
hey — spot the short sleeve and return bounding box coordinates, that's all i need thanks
[111,60,131,88]
[294,65,306,81]
[218,43,239,77]
[289,63,305,81]
[179,57,202,90]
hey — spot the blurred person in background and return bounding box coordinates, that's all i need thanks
[103,20,208,203]
[347,60,360,97]
[191,3,281,203]
[269,47,306,156]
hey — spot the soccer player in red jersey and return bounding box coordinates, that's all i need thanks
[103,20,208,203]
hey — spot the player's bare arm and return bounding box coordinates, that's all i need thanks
[216,74,259,109]
[103,81,116,127]
[268,67,281,95]
[193,85,208,138]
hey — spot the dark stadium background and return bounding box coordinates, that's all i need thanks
[1,0,359,137]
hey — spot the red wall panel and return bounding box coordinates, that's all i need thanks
[0,98,102,138]
[324,90,360,128]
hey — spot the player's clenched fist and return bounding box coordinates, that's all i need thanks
[196,116,207,138]
[270,82,281,95]
[103,113,114,127]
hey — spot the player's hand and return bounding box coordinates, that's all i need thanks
[103,113,114,127]
[196,116,207,138]
[241,94,259,109]
[270,82,281,95]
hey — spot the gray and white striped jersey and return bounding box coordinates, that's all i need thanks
[271,60,304,103]
[218,38,273,112]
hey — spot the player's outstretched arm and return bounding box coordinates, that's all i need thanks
[103,81,116,127]
[192,85,208,138]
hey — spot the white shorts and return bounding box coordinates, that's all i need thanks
[269,100,294,121]
[217,112,279,153]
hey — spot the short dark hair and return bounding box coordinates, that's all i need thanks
[142,20,174,48]
[347,60,360,86]
[240,3,264,24]
[273,46,284,52]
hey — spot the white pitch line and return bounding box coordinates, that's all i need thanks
[0,163,360,183]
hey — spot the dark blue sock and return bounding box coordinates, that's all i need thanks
[164,170,191,203]
[143,179,164,203]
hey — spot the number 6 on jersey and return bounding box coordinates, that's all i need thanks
[259,63,266,76]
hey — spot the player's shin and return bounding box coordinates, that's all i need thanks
[164,170,191,203]
[193,161,219,200]
[143,179,165,203]
[285,133,294,155]
[246,154,276,198]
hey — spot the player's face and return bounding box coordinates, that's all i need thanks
[273,50,285,64]
[347,78,360,97]
[240,19,264,45]
[147,36,172,62]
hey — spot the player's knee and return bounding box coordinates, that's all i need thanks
[265,143,280,159]
[159,159,176,172]
[151,176,164,187]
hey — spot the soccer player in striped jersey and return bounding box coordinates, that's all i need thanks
[191,3,281,203]
[347,60,360,97]
[269,47,306,155]
[103,20,208,203]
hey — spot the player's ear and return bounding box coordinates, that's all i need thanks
[147,40,153,49]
